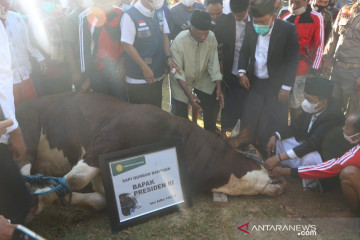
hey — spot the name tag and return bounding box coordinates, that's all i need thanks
[138,27,149,31]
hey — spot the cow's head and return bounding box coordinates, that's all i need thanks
[213,127,286,197]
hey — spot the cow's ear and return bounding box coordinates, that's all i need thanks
[228,126,251,149]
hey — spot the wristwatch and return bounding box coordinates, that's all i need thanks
[238,72,245,77]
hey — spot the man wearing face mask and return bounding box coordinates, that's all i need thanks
[311,0,333,44]
[169,0,204,40]
[121,0,178,107]
[322,0,360,116]
[238,0,299,153]
[270,112,360,217]
[214,0,250,132]
[170,10,224,132]
[279,0,324,122]
[264,78,345,189]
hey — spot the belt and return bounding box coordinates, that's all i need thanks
[335,59,360,68]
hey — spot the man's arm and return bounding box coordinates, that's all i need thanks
[121,13,154,83]
[283,24,300,88]
[207,36,224,108]
[0,22,26,161]
[309,12,324,75]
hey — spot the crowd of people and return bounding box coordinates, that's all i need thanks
[1,0,360,236]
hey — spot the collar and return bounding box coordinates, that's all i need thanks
[187,30,208,44]
[313,106,327,118]
[135,1,155,18]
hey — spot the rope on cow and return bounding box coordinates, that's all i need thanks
[23,174,72,206]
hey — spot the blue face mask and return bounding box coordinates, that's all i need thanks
[41,2,55,14]
[253,23,270,36]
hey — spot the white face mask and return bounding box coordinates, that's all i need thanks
[289,5,306,15]
[182,0,195,8]
[148,0,163,9]
[301,99,319,114]
[81,0,94,9]
[343,132,360,145]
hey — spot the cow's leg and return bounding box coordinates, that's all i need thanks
[35,160,101,214]
[64,160,100,191]
[212,170,285,196]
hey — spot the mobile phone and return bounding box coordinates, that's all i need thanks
[0,104,5,121]
[11,225,46,240]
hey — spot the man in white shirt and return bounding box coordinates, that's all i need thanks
[238,0,299,153]
[264,78,345,189]
[4,10,47,106]
[121,0,178,108]
[214,0,250,132]
[0,18,30,224]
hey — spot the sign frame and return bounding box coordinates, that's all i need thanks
[99,138,192,232]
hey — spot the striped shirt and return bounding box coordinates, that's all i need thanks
[5,11,45,84]
[79,5,124,73]
[295,144,360,179]
[279,5,324,75]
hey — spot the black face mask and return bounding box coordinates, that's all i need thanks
[328,2,335,7]
[314,4,327,12]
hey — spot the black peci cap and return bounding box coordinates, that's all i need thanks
[304,78,334,99]
[190,10,212,31]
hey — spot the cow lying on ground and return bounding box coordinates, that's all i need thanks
[16,93,285,217]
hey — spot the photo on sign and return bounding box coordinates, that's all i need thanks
[100,138,192,232]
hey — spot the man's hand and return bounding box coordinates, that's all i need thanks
[0,215,17,240]
[0,119,14,136]
[269,166,290,178]
[263,155,281,171]
[142,65,155,84]
[278,89,290,103]
[266,135,277,157]
[189,94,202,113]
[39,60,47,74]
[167,57,181,75]
[8,128,26,162]
[322,57,333,75]
[78,78,91,94]
[354,76,360,91]
[216,88,224,108]
[239,75,250,90]
[116,60,126,80]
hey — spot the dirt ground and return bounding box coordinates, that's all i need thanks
[27,176,349,240]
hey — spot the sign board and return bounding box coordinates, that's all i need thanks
[100,138,192,232]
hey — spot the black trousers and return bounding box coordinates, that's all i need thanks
[128,79,163,108]
[171,88,219,131]
[0,144,31,224]
[241,78,288,152]
[221,74,248,131]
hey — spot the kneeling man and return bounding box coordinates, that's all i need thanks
[170,10,224,132]
[270,112,360,217]
[264,78,345,188]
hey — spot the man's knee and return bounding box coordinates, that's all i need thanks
[340,166,360,183]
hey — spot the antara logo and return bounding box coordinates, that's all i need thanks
[238,222,250,234]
